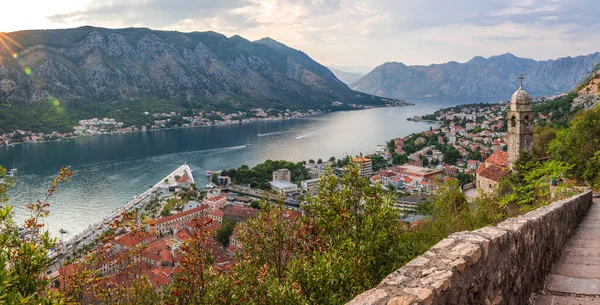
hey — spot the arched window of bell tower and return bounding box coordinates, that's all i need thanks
[524,115,529,127]
[511,116,516,128]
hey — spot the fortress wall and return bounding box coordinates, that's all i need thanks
[347,190,593,305]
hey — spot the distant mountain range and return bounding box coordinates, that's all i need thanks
[327,67,365,85]
[351,53,600,100]
[0,26,389,132]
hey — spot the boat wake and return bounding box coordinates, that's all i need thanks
[295,134,312,140]
[258,130,294,137]
[388,108,397,119]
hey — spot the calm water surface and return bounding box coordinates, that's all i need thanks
[0,102,452,237]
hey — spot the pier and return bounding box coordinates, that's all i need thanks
[46,164,194,276]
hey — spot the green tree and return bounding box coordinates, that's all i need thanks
[215,219,236,247]
[533,126,557,157]
[443,146,461,164]
[456,172,474,185]
[549,106,600,180]
[370,155,388,171]
[392,153,408,165]
[249,200,260,210]
[210,173,219,185]
[468,147,482,161]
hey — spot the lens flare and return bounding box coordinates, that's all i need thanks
[12,53,18,59]
[24,67,32,75]
[48,96,60,107]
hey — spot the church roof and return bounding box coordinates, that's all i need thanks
[478,164,511,182]
[510,74,531,110]
[483,150,508,168]
[511,88,531,105]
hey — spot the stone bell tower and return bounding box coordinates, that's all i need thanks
[507,74,534,169]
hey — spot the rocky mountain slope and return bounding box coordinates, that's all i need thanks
[572,63,600,110]
[352,53,600,100]
[0,26,387,132]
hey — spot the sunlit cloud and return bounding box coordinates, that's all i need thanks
[0,0,599,67]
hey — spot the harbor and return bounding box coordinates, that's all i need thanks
[46,164,195,277]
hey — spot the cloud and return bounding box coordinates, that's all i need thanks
[39,0,600,67]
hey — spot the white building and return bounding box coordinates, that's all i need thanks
[301,178,320,194]
[269,180,298,194]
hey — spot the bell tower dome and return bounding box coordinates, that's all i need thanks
[507,74,534,169]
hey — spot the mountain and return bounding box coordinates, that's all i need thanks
[352,53,600,100]
[0,27,388,132]
[329,65,373,75]
[327,67,365,85]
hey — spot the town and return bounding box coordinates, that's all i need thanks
[0,99,411,146]
[52,100,517,292]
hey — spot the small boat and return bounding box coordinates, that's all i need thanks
[8,168,16,177]
[59,229,67,234]
[206,170,221,176]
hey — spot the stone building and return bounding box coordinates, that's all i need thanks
[476,75,533,193]
[507,74,534,168]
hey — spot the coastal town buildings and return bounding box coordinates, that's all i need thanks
[272,168,292,182]
[301,178,320,194]
[204,194,228,212]
[148,205,209,236]
[269,180,299,194]
[352,156,373,178]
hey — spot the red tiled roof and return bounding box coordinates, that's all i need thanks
[223,206,259,220]
[148,205,208,225]
[175,228,192,241]
[281,210,302,220]
[484,150,508,167]
[142,240,172,263]
[379,171,396,177]
[478,165,510,182]
[114,231,152,247]
[209,209,224,217]
[205,195,227,203]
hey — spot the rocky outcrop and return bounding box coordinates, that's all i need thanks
[572,65,600,110]
[346,191,593,305]
[352,53,600,100]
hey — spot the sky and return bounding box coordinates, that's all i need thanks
[1,0,599,68]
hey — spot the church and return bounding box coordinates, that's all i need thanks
[476,75,534,193]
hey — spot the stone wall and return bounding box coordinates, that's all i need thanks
[347,191,593,305]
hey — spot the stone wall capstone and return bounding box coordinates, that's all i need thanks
[346,191,593,305]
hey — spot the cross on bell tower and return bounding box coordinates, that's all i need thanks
[518,74,524,88]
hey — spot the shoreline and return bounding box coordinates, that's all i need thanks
[0,103,413,149]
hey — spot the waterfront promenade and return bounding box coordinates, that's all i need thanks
[46,164,194,276]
